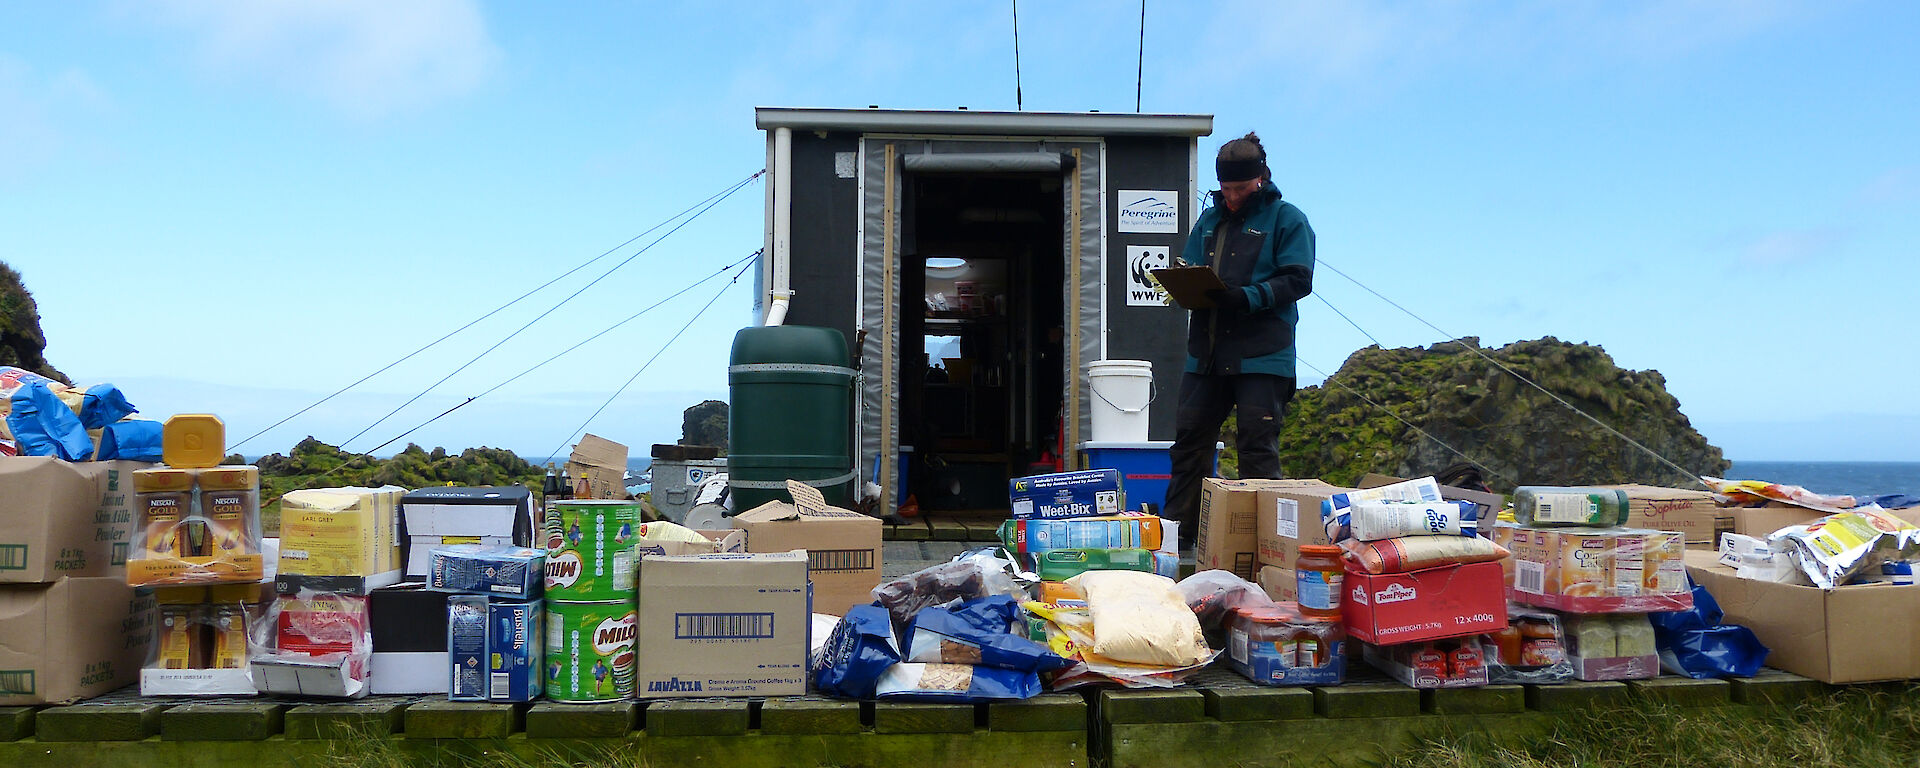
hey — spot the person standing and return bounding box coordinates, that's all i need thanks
[1165,132,1315,549]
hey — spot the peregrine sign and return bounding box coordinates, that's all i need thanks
[1117,189,1179,233]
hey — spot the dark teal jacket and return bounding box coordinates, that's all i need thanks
[1180,181,1315,377]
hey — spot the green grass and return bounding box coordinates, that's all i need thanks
[1388,684,1920,768]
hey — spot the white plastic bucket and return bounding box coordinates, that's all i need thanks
[1086,359,1155,443]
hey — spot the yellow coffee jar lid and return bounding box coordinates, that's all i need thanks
[162,414,226,469]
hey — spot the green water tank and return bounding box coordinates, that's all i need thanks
[728,325,856,511]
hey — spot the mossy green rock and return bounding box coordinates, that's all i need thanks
[1273,337,1729,490]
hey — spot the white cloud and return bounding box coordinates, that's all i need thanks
[1855,165,1919,206]
[130,0,499,119]
[1740,227,1849,267]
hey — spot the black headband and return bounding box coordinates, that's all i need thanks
[1216,157,1266,183]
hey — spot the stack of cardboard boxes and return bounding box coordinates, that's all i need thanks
[1495,487,1692,682]
[251,485,406,698]
[121,417,276,698]
[0,457,154,704]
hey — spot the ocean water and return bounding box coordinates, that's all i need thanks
[1724,461,1920,499]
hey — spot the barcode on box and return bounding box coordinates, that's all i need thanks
[0,670,34,695]
[111,542,128,566]
[0,545,26,571]
[490,672,509,697]
[676,612,774,640]
[807,549,874,573]
[1516,560,1546,594]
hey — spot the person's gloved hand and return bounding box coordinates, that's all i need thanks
[1206,287,1249,315]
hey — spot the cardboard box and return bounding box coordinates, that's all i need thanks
[1600,484,1734,548]
[731,481,881,618]
[1253,480,1349,573]
[142,600,263,697]
[1728,504,1827,539]
[1570,653,1659,681]
[1361,641,1490,689]
[1687,549,1920,683]
[276,486,405,594]
[637,552,809,698]
[371,651,448,695]
[1342,560,1507,645]
[0,457,145,583]
[1257,565,1296,602]
[252,651,370,698]
[369,581,451,694]
[1199,478,1332,580]
[399,486,535,577]
[0,576,155,704]
[370,583,449,653]
[567,434,629,501]
[406,535,513,577]
[1507,527,1692,613]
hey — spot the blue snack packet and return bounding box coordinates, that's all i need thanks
[903,603,1070,673]
[814,604,900,699]
[874,662,1042,702]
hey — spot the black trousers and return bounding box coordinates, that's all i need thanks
[1166,372,1297,547]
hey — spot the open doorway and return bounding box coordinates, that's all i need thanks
[900,172,1066,511]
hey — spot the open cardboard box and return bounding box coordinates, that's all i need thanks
[1686,549,1920,684]
[731,481,882,617]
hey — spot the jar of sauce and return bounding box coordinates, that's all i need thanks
[1295,545,1345,620]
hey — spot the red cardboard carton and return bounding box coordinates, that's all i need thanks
[1342,560,1507,645]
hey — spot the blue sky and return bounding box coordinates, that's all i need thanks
[3,1,1915,463]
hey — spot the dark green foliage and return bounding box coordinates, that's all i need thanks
[0,261,70,383]
[1266,337,1727,491]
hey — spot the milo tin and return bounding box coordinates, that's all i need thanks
[545,600,637,702]
[545,500,640,601]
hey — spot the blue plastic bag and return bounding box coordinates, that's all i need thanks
[7,381,93,460]
[79,383,137,429]
[1651,580,1769,678]
[97,419,163,461]
[813,604,900,699]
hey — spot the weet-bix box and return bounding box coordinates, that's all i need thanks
[1008,469,1123,520]
[448,595,543,702]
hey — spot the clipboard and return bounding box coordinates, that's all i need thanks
[1150,265,1227,309]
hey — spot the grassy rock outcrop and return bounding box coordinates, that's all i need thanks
[0,261,69,383]
[1276,337,1728,491]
